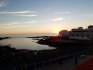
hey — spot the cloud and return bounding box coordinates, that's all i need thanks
[0,22,20,29]
[83,14,93,17]
[25,20,37,24]
[18,14,37,16]
[0,11,37,16]
[54,11,70,14]
[0,22,19,26]
[0,20,37,27]
[0,1,8,7]
[0,21,39,29]
[52,17,64,21]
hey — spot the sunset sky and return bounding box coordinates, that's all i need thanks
[0,0,93,34]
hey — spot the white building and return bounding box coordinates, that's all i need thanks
[69,25,93,40]
[58,30,68,37]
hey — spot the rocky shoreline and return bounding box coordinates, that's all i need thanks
[0,37,10,40]
[0,36,93,70]
[0,42,93,70]
[37,36,93,47]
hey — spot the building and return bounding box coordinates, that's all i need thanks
[58,30,68,37]
[69,25,93,40]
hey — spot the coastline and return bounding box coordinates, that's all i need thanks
[0,44,93,70]
[0,37,10,40]
[0,36,93,70]
[37,36,93,47]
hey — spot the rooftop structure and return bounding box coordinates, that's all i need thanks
[69,25,93,40]
[58,30,68,37]
[59,25,93,40]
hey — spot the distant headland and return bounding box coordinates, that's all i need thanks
[38,25,93,46]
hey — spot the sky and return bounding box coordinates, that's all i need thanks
[0,0,93,35]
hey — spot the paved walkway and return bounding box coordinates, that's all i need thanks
[37,55,93,70]
[73,56,93,70]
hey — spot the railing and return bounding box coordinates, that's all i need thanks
[9,51,88,70]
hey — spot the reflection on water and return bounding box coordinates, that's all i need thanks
[0,38,55,50]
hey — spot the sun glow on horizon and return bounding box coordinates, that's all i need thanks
[52,28,61,34]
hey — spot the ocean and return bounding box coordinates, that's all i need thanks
[0,33,57,37]
[0,37,56,50]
